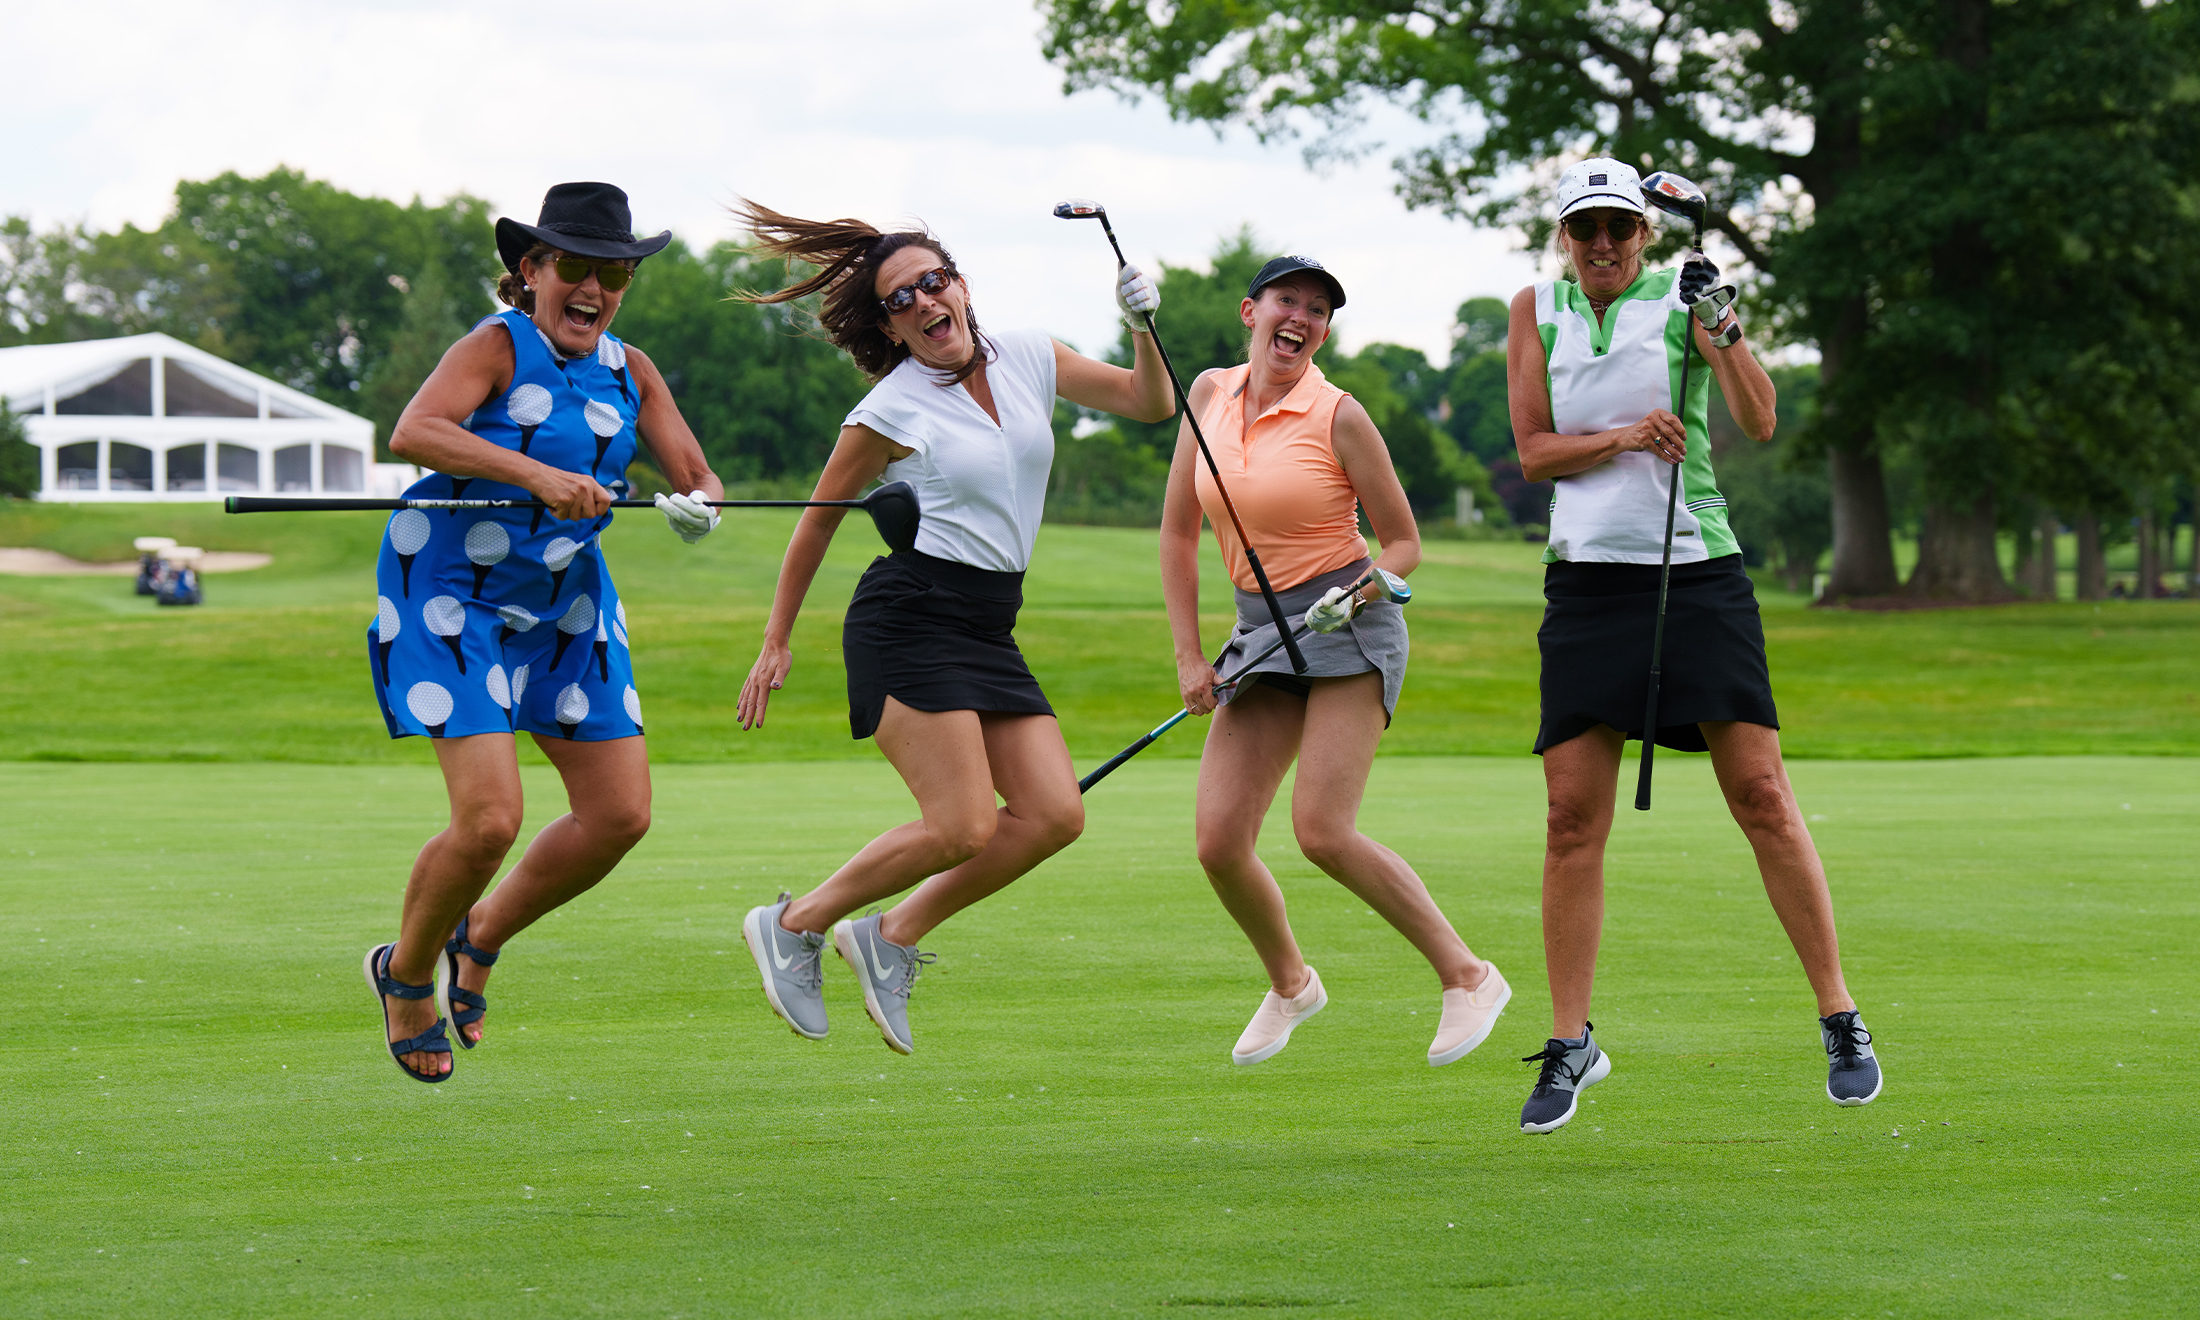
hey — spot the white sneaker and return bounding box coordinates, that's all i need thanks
[1232,966,1327,1066]
[1428,962,1511,1066]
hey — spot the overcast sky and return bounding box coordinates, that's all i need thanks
[8,0,1552,362]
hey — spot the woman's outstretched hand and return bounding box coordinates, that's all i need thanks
[737,640,792,730]
[1178,653,1222,717]
[1617,409,1688,465]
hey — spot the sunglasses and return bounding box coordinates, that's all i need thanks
[542,256,635,291]
[878,266,957,317]
[1563,214,1642,242]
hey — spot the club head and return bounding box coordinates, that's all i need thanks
[1639,171,1707,228]
[863,480,922,554]
[1373,568,1411,605]
[1053,198,1107,221]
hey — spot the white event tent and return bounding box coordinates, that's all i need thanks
[0,332,406,501]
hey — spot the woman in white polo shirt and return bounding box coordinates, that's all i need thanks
[1505,158,1881,1134]
[728,200,1174,1055]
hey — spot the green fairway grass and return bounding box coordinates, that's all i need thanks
[4,502,2197,764]
[3,756,2192,1317]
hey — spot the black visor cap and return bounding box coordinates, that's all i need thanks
[1247,256,1346,310]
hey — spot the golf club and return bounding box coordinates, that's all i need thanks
[225,480,923,554]
[1078,567,1410,793]
[1632,170,1708,811]
[1054,197,1307,675]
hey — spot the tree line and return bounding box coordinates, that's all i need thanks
[1040,0,2200,601]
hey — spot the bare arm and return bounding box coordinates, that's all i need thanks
[390,323,613,521]
[624,344,724,499]
[1330,396,1421,589]
[1052,333,1175,423]
[1160,372,1222,715]
[1694,314,1779,442]
[734,423,910,730]
[1507,285,1689,484]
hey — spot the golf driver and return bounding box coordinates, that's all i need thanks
[225,480,923,553]
[1632,170,1708,812]
[1078,567,1410,793]
[1054,197,1307,675]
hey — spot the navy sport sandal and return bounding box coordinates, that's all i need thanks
[442,916,501,1051]
[363,943,452,1083]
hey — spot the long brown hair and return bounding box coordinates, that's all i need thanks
[730,199,988,385]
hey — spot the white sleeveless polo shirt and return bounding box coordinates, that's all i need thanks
[1533,268,1737,565]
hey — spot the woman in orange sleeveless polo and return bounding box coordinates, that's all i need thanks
[1158,257,1510,1070]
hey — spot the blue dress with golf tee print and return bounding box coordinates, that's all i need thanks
[366,310,645,742]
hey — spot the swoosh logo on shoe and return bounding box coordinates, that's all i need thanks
[769,929,796,971]
[867,934,897,982]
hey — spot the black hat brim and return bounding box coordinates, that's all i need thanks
[495,217,674,273]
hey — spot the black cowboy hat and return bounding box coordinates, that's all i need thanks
[495,182,673,272]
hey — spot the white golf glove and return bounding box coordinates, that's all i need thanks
[1304,585,1363,634]
[655,489,718,544]
[1116,263,1159,332]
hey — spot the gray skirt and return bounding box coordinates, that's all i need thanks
[1214,557,1408,722]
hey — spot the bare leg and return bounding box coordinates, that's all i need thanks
[780,698,1010,936]
[1701,721,1857,1016]
[1541,725,1624,1039]
[450,734,653,1043]
[883,712,1084,945]
[383,734,526,1077]
[1194,683,1313,996]
[1291,672,1489,991]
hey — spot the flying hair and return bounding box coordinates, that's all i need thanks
[729,198,989,386]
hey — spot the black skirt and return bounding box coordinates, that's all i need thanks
[842,549,1053,741]
[1535,554,1778,754]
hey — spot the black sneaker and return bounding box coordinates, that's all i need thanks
[1519,1025,1612,1134]
[1821,1010,1882,1105]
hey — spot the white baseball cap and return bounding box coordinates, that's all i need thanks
[1555,157,1646,220]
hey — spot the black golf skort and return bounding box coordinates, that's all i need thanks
[841,548,1053,741]
[1535,553,1779,754]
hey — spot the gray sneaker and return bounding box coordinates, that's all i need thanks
[833,912,936,1056]
[1519,1025,1612,1134]
[742,893,828,1040]
[1821,1010,1882,1105]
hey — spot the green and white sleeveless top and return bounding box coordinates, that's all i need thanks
[1533,268,1737,565]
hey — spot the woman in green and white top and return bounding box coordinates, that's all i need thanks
[1502,157,1880,1135]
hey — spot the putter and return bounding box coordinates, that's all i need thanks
[1078,567,1409,793]
[224,480,923,553]
[1632,170,1708,811]
[1054,197,1307,674]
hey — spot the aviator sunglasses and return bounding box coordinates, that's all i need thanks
[542,256,635,291]
[1563,214,1642,243]
[878,266,957,317]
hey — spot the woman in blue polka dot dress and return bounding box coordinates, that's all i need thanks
[362,183,726,1083]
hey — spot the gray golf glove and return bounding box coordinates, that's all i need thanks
[1116,263,1160,332]
[1679,252,1738,331]
[655,490,719,544]
[1304,585,1362,634]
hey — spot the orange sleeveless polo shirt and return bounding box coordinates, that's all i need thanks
[1193,362,1367,593]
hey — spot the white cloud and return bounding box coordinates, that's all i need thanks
[5,0,1550,361]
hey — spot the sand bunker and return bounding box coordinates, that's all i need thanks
[0,548,273,575]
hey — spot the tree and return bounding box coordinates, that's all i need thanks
[1105,229,1276,460]
[1038,0,2200,602]
[1716,366,1830,593]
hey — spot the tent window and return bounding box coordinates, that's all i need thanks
[57,441,99,490]
[56,358,152,415]
[268,396,315,419]
[109,442,153,491]
[275,444,313,492]
[164,359,259,418]
[167,444,208,491]
[217,444,260,492]
[322,445,365,492]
